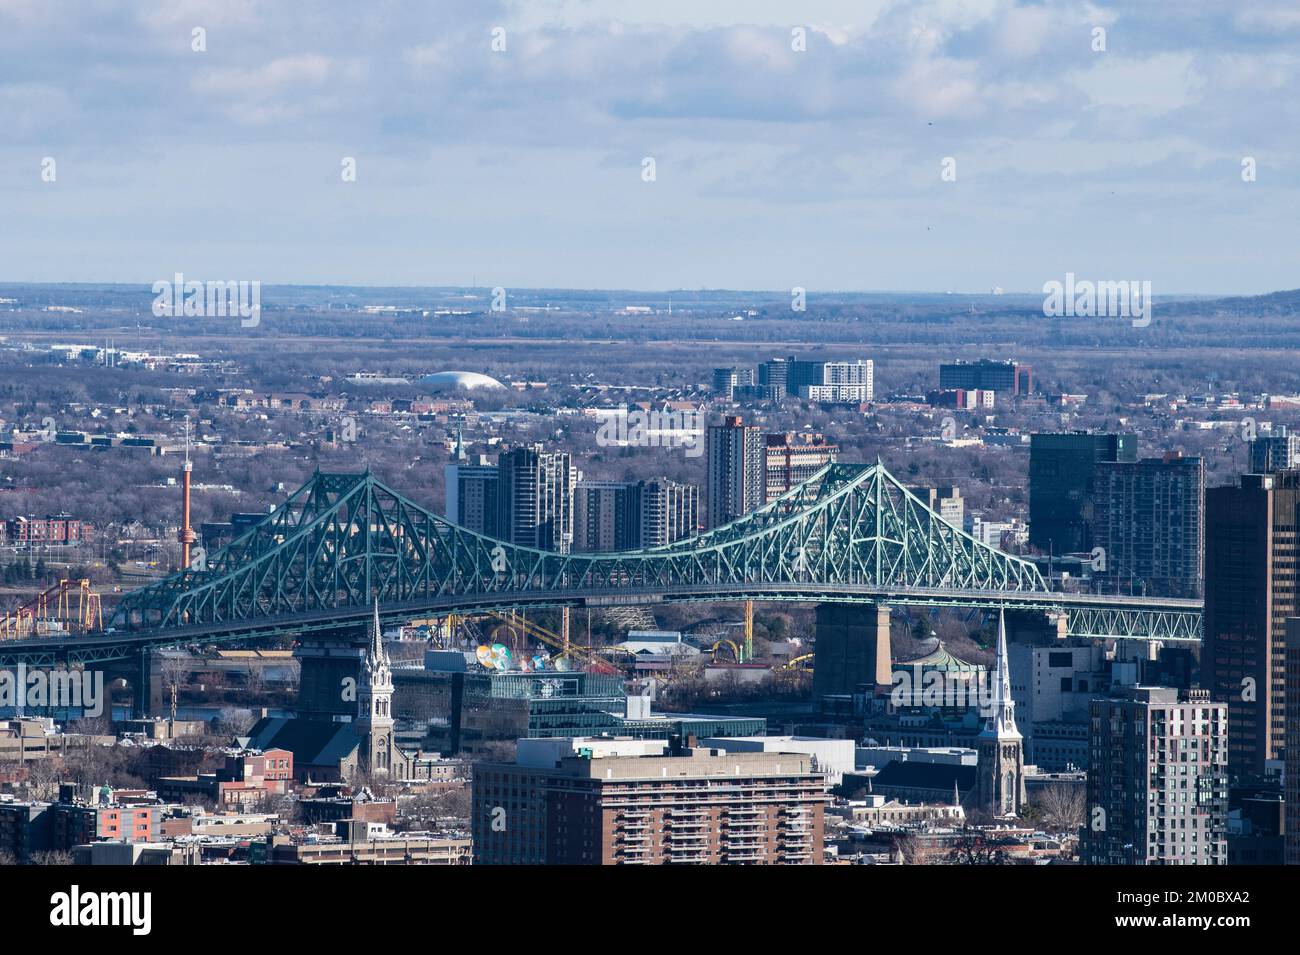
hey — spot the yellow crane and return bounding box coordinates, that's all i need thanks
[782,652,814,670]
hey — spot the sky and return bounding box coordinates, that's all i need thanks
[1,0,1298,294]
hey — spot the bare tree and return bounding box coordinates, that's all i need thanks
[945,833,1012,865]
[23,756,65,801]
[243,661,266,698]
[1034,783,1086,833]
[29,849,74,866]
[160,653,190,699]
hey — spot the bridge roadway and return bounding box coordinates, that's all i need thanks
[0,581,1203,668]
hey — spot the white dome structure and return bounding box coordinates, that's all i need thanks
[421,370,506,391]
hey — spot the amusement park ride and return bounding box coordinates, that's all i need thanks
[0,578,103,640]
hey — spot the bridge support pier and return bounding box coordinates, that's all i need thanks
[1004,609,1069,646]
[812,603,892,699]
[132,649,154,719]
[296,629,367,720]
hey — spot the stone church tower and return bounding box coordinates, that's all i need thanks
[976,610,1026,816]
[356,599,399,777]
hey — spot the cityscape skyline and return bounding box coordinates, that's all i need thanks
[1,3,1293,930]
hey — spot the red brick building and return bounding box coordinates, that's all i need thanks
[474,737,827,865]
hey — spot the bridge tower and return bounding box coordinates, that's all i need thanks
[811,603,892,697]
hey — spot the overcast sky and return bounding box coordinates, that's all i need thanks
[1,0,1298,294]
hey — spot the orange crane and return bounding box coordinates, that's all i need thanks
[0,578,103,640]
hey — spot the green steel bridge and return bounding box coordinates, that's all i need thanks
[0,461,1201,669]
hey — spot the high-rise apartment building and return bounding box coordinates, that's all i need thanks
[764,432,838,501]
[444,456,500,536]
[1205,471,1300,776]
[637,478,698,547]
[706,416,765,528]
[787,358,873,403]
[925,486,964,529]
[1248,425,1300,474]
[712,367,754,400]
[1028,431,1137,555]
[497,444,576,552]
[753,356,873,403]
[1092,453,1204,598]
[571,479,699,552]
[1083,687,1227,865]
[756,357,789,397]
[573,481,640,552]
[472,736,827,865]
[1285,618,1300,865]
[939,359,1033,395]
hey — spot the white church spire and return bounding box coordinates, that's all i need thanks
[982,609,1021,740]
[367,597,386,666]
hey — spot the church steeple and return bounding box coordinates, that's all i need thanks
[976,609,1026,816]
[366,597,386,669]
[980,609,1021,741]
[356,597,397,777]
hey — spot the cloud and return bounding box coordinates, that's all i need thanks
[0,0,1297,293]
[1068,53,1201,112]
[195,54,334,97]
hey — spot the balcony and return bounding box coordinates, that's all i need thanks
[667,832,709,844]
[667,851,708,864]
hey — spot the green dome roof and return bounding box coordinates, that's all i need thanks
[895,641,984,672]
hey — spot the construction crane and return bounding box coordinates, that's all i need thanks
[781,652,814,670]
[0,578,103,640]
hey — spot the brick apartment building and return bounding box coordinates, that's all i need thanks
[473,736,827,865]
[1083,687,1228,865]
[157,748,293,810]
[4,514,88,545]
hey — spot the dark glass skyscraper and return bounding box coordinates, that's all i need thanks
[1204,471,1300,776]
[1028,431,1136,555]
[939,359,1032,395]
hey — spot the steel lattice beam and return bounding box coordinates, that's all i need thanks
[0,462,1202,663]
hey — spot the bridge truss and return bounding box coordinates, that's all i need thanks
[0,462,1201,666]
